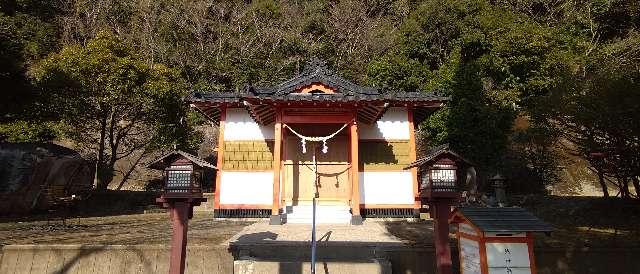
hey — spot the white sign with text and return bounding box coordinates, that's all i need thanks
[486,242,531,274]
[460,237,481,274]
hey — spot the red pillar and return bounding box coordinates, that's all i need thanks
[169,201,190,274]
[270,109,283,225]
[432,200,453,274]
[349,116,363,225]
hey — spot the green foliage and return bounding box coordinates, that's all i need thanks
[367,0,598,191]
[34,31,198,188]
[0,120,57,143]
[0,3,60,142]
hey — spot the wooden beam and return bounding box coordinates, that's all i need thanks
[360,106,379,116]
[214,105,226,210]
[282,114,352,124]
[253,105,273,117]
[371,105,389,123]
[191,104,220,125]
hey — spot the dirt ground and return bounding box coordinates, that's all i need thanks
[0,212,253,246]
[1,195,638,249]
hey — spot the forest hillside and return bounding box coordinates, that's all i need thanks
[1,0,638,197]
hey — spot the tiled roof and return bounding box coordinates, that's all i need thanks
[187,58,449,104]
[189,91,448,104]
[454,207,553,233]
[147,150,216,170]
[186,58,449,125]
[251,57,381,96]
[404,144,473,169]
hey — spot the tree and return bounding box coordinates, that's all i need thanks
[34,31,194,189]
[557,32,640,198]
[368,0,568,191]
[0,1,60,142]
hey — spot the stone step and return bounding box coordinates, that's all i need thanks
[286,210,351,216]
[286,218,351,224]
[285,205,351,212]
[285,205,352,224]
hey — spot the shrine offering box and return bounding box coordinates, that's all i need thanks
[450,207,553,274]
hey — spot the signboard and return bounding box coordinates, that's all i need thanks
[460,237,481,274]
[486,242,531,274]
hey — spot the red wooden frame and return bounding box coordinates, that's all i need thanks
[272,108,283,216]
[214,105,226,209]
[349,113,361,218]
[452,216,539,274]
[407,106,420,209]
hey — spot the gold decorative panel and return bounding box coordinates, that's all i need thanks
[359,140,411,171]
[223,141,274,170]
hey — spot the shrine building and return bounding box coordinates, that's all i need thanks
[186,58,448,225]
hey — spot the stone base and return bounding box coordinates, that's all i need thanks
[269,215,282,225]
[351,215,363,225]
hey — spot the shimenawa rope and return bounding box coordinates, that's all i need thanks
[283,123,349,154]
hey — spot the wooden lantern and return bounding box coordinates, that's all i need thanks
[405,144,474,274]
[148,150,215,274]
[407,144,473,201]
[450,207,553,274]
[421,157,459,199]
[149,150,214,201]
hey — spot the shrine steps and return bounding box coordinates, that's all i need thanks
[284,205,352,224]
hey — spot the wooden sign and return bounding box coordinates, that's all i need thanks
[460,237,481,274]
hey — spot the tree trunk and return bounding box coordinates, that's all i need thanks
[115,151,147,190]
[632,176,640,199]
[96,115,110,190]
[597,170,609,198]
[620,176,630,198]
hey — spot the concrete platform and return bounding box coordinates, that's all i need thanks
[224,220,405,246]
[226,220,409,273]
[234,258,392,274]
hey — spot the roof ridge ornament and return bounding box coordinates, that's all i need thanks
[303,57,329,74]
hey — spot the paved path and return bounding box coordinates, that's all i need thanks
[223,220,404,246]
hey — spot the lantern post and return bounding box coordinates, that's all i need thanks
[148,151,214,274]
[405,144,472,274]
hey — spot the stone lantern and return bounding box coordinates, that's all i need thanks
[405,144,473,274]
[490,173,507,207]
[148,150,215,274]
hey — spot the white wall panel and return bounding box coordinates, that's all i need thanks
[359,171,414,204]
[224,108,274,141]
[359,107,410,140]
[219,171,273,204]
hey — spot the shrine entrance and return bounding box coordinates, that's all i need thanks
[283,124,351,206]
